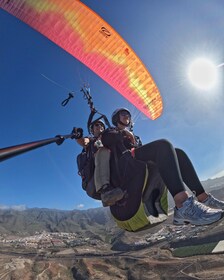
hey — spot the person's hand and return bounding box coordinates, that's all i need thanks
[71,127,83,139]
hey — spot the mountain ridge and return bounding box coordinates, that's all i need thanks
[0,176,223,237]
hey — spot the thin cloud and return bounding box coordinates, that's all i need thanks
[76,204,85,209]
[211,170,224,179]
[0,205,27,211]
[94,200,102,204]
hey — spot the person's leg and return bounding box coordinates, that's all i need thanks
[135,139,187,203]
[134,139,222,225]
[94,147,110,192]
[94,147,124,206]
[175,148,205,196]
[175,148,224,209]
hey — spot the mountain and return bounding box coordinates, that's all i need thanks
[202,176,224,191]
[0,207,119,238]
[0,176,224,236]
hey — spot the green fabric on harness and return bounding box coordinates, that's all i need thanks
[111,163,168,232]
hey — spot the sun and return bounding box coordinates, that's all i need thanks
[188,58,218,90]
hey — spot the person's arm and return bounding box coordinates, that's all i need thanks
[76,137,90,148]
[71,127,90,148]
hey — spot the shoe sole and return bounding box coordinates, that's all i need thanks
[173,212,223,226]
[102,193,125,207]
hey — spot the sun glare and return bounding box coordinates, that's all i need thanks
[188,58,218,90]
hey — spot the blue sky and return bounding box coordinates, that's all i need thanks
[1,0,224,210]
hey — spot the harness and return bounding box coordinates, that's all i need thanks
[101,128,168,232]
[76,139,100,200]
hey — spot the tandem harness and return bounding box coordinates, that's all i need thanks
[101,129,169,232]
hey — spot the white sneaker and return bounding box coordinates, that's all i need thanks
[173,196,222,226]
[202,193,224,210]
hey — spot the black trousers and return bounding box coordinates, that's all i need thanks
[134,139,205,197]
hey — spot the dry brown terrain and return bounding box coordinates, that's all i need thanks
[1,217,224,280]
[0,246,224,279]
[0,180,223,279]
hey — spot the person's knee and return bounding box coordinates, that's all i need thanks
[95,147,110,165]
[96,147,110,156]
[158,139,173,149]
[175,148,186,159]
[99,147,111,157]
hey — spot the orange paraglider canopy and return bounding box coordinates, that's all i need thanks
[0,0,163,119]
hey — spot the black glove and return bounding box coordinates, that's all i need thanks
[71,127,83,139]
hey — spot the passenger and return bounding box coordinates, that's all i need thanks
[101,108,224,226]
[72,119,124,206]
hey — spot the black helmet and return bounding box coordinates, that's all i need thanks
[111,108,131,126]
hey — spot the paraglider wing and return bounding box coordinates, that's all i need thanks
[0,0,163,119]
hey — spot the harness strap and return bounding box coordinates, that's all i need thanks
[111,146,123,187]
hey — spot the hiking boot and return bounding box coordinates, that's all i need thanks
[101,185,124,207]
[202,193,224,210]
[173,196,223,226]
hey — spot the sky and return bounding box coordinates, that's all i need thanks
[1,0,224,211]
